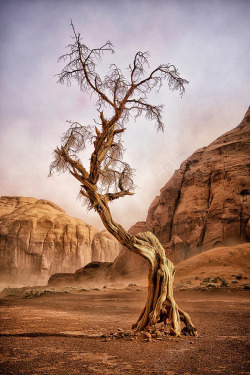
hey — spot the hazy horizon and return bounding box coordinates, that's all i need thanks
[0,0,249,230]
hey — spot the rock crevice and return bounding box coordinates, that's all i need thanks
[169,160,191,242]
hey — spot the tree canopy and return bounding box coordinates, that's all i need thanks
[50,22,188,210]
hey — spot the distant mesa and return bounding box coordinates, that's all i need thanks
[0,197,119,284]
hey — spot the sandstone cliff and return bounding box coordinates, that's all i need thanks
[0,197,119,283]
[109,107,250,279]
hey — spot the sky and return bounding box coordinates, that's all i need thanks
[0,0,249,230]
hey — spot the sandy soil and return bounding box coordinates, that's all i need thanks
[0,286,249,375]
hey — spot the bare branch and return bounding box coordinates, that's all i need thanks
[103,190,134,202]
[57,22,115,109]
[126,99,164,131]
[51,22,188,211]
[134,64,188,97]
[130,51,150,83]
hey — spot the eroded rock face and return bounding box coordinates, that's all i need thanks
[0,197,119,284]
[92,230,121,263]
[149,107,250,262]
[109,107,250,279]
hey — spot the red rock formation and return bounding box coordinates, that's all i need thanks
[0,197,119,284]
[109,107,250,279]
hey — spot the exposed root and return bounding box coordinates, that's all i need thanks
[178,306,197,336]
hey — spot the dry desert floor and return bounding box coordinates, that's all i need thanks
[0,286,249,375]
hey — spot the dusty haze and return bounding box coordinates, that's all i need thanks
[0,0,249,230]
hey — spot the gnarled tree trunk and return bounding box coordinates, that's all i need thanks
[91,193,197,336]
[131,231,197,335]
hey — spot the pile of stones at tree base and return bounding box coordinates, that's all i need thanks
[101,325,200,343]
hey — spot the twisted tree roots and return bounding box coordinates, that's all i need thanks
[131,231,197,336]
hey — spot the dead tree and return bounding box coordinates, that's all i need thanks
[50,22,197,336]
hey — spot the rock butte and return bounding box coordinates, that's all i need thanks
[0,197,119,284]
[109,106,250,280]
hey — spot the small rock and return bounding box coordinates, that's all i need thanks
[206,283,217,289]
[142,331,152,341]
[124,330,133,337]
[211,277,221,283]
[169,327,178,336]
[220,278,229,287]
[155,330,162,338]
[203,277,211,283]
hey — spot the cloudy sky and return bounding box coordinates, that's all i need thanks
[0,0,249,230]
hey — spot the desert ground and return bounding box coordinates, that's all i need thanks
[1,244,249,375]
[0,286,249,375]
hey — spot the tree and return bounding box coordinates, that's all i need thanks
[50,22,197,336]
